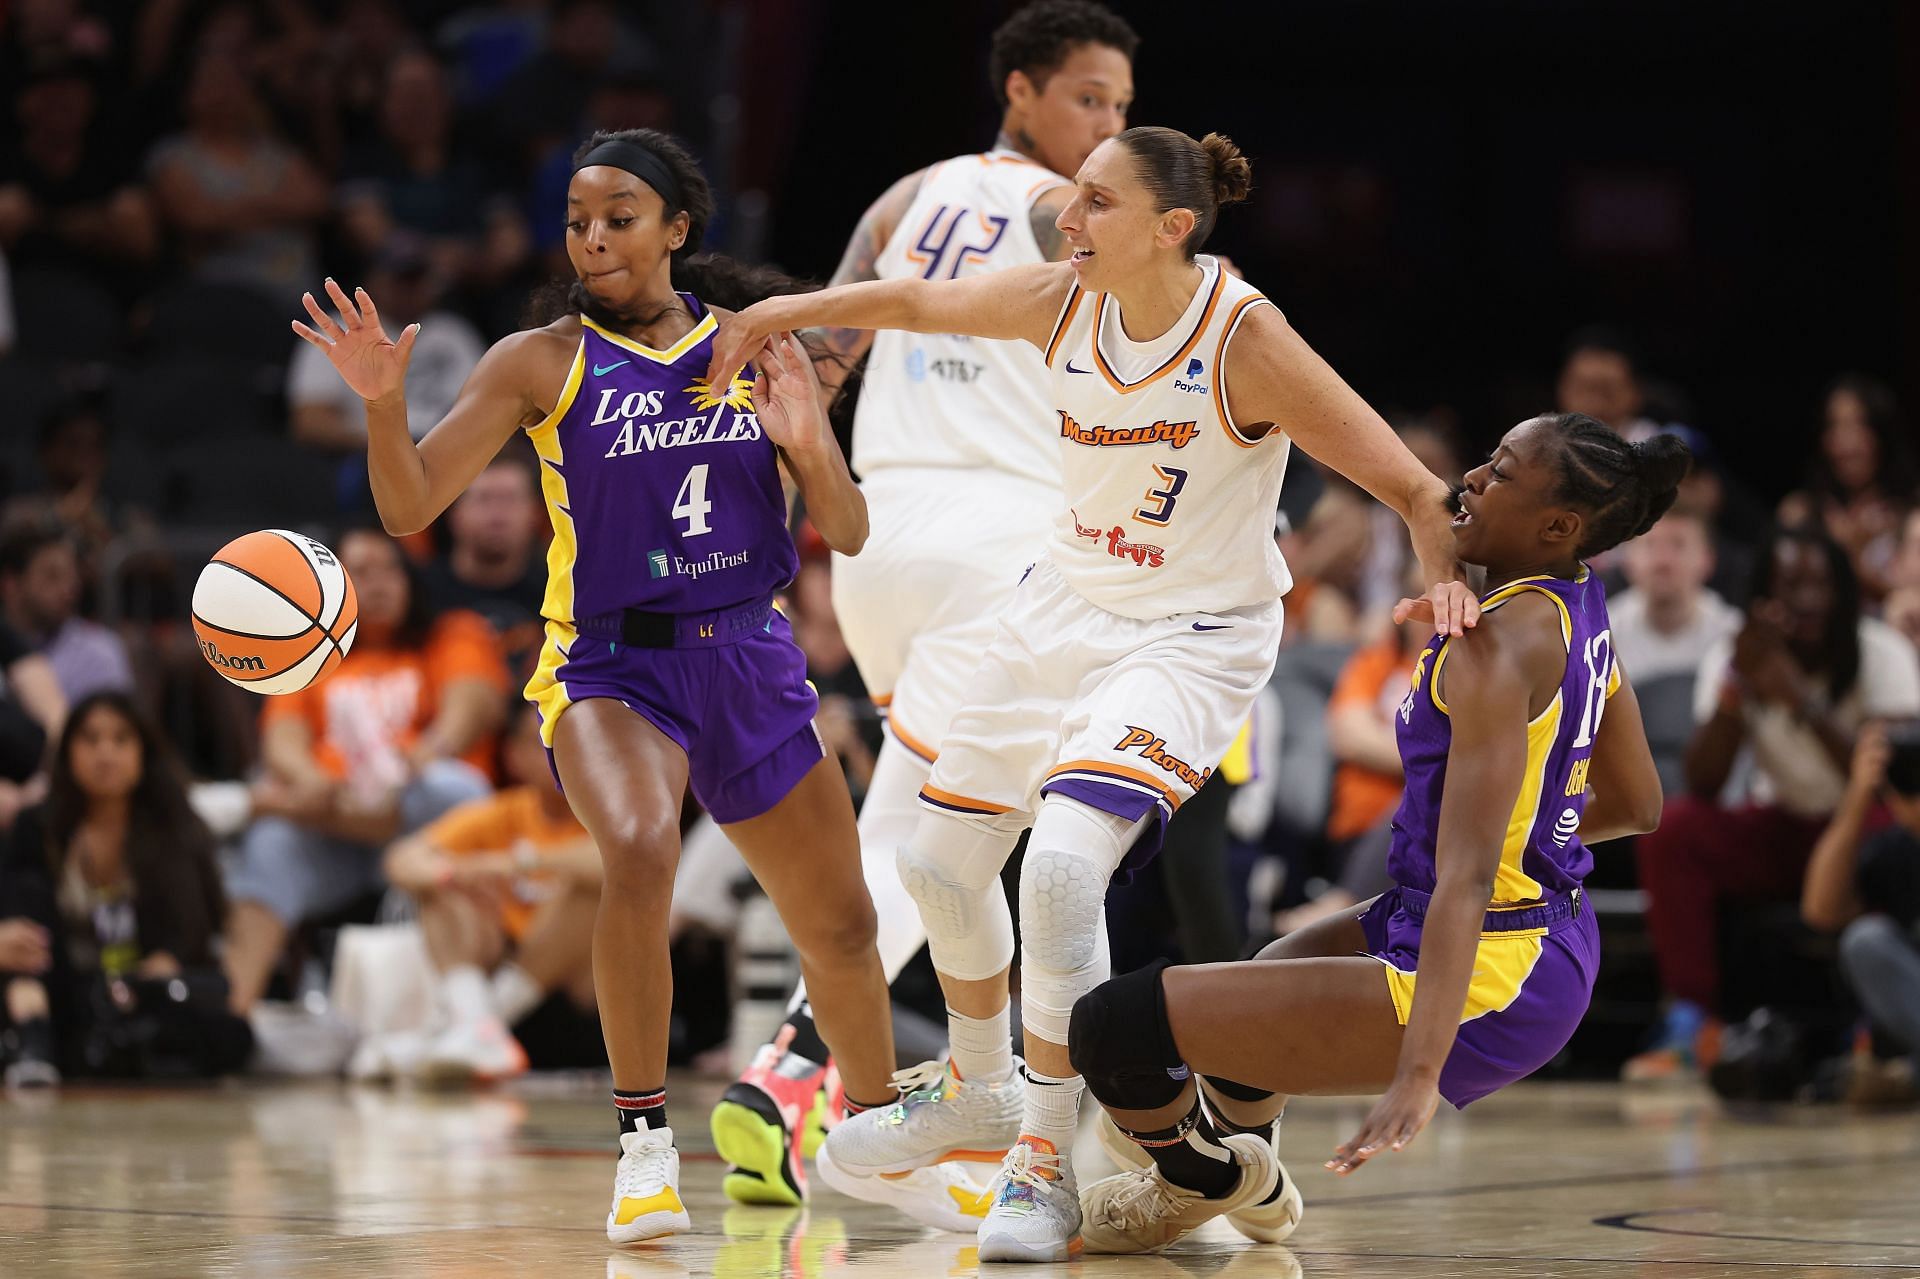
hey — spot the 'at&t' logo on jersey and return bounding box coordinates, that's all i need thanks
[1072,509,1165,568]
[594,377,761,458]
[1057,410,1199,450]
[1173,357,1208,395]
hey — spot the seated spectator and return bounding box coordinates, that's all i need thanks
[369,703,601,1082]
[1271,608,1427,936]
[0,693,249,1086]
[337,48,529,294]
[1659,424,1765,607]
[0,619,64,832]
[1778,375,1915,605]
[1628,526,1920,1081]
[146,53,327,310]
[1894,508,1920,596]
[1801,724,1920,1105]
[221,528,508,1016]
[287,234,486,449]
[1,397,134,573]
[421,452,548,672]
[0,519,135,705]
[1277,469,1369,643]
[1556,326,1659,440]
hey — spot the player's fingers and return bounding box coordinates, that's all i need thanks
[1460,592,1482,629]
[324,277,361,329]
[395,322,420,364]
[301,292,343,340]
[290,320,332,350]
[356,286,382,332]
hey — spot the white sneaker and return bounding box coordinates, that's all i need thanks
[976,1138,1082,1263]
[813,1140,992,1233]
[821,1059,1024,1176]
[1081,1131,1279,1254]
[1096,1112,1303,1244]
[420,1018,528,1085]
[346,1028,434,1082]
[608,1126,691,1244]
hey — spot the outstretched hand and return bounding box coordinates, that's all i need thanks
[753,333,828,455]
[707,302,780,389]
[1392,581,1481,637]
[1327,1073,1441,1176]
[291,278,419,403]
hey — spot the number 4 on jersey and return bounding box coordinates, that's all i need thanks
[674,464,713,536]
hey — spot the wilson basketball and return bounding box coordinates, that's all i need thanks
[192,529,359,695]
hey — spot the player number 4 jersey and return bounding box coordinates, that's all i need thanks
[1042,255,1294,620]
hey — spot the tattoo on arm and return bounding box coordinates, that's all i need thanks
[814,169,927,369]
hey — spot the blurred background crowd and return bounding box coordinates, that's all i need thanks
[1,0,1917,1107]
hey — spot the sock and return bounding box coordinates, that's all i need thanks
[842,1093,896,1115]
[948,1006,1013,1084]
[615,1086,668,1138]
[1121,1092,1239,1199]
[442,965,496,1025]
[489,962,545,1027]
[778,1001,832,1067]
[1661,999,1707,1051]
[1019,1065,1084,1155]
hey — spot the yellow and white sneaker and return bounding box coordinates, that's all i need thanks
[608,1125,691,1244]
[1096,1112,1302,1244]
[813,1140,993,1233]
[1081,1131,1278,1254]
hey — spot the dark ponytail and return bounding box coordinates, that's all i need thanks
[1542,412,1692,557]
[526,128,818,326]
[1112,126,1252,258]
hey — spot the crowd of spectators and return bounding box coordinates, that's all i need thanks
[1,1,1916,1109]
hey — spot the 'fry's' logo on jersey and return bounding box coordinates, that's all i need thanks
[1113,726,1213,790]
[593,379,761,458]
[1071,510,1165,567]
[1058,410,1199,450]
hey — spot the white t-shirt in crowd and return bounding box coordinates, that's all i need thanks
[1610,587,1740,683]
[286,309,486,441]
[1692,617,1920,818]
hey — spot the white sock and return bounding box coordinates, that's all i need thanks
[1020,1065,1084,1154]
[489,962,545,1026]
[948,1006,1013,1083]
[442,965,497,1026]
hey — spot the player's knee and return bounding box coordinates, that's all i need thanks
[596,813,680,892]
[1018,846,1107,972]
[1068,960,1189,1111]
[895,838,1013,981]
[791,888,878,967]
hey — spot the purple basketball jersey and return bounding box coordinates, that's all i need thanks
[1388,569,1619,902]
[524,298,798,622]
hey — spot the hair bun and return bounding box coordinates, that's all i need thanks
[1200,132,1252,207]
[1627,432,1694,536]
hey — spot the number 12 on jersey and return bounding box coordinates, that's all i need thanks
[674,464,713,536]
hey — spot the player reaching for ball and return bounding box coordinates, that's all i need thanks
[1066,415,1678,1254]
[707,126,1477,1262]
[290,128,899,1246]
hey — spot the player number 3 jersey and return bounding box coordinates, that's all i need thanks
[1042,255,1294,620]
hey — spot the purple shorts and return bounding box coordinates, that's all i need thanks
[527,607,823,825]
[1359,884,1600,1108]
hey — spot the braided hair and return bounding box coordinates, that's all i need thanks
[1542,413,1693,558]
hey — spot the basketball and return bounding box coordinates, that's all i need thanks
[191,529,359,695]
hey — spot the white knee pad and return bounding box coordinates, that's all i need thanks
[1018,796,1150,1044]
[896,812,1018,983]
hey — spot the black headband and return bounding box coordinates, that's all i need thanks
[574,139,684,214]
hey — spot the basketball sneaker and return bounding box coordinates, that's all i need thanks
[418,1017,528,1085]
[821,1059,1024,1176]
[607,1125,691,1244]
[814,1140,993,1233]
[802,1061,843,1160]
[1096,1111,1304,1243]
[1081,1131,1279,1254]
[712,1040,830,1206]
[976,1136,1082,1262]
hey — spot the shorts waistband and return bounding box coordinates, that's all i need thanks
[1392,884,1582,933]
[571,598,775,650]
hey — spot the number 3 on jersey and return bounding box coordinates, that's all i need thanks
[673,464,713,536]
[1136,465,1188,526]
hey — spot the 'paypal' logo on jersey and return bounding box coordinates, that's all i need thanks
[1174,356,1208,396]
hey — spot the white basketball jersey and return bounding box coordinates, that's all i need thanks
[853,150,1070,487]
[1042,256,1294,620]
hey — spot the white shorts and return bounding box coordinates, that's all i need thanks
[920,556,1283,869]
[831,467,1058,761]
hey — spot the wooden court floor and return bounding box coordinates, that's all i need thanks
[2,1075,1917,1277]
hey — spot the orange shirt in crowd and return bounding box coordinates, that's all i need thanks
[1325,636,1418,843]
[260,611,510,781]
[422,787,591,939]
